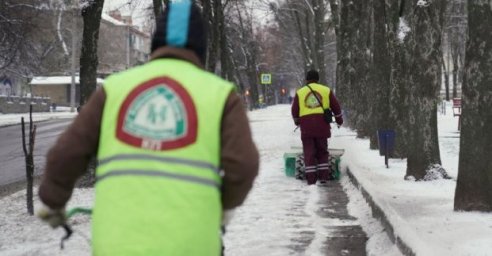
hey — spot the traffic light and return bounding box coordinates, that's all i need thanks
[281,88,286,95]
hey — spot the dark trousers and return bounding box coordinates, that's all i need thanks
[302,137,330,185]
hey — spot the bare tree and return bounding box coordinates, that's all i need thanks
[21,106,37,215]
[231,1,261,108]
[440,0,467,102]
[0,1,52,74]
[0,1,33,70]
[446,0,467,99]
[454,0,492,212]
[269,0,329,82]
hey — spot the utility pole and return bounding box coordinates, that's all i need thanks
[70,1,77,112]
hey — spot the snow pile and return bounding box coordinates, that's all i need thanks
[422,164,451,181]
[416,0,430,7]
[398,18,411,42]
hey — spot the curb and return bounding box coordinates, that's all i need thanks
[0,115,75,128]
[0,177,42,199]
[346,168,416,256]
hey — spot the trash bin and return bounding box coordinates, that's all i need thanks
[377,129,396,156]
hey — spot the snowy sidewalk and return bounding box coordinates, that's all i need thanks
[0,105,396,256]
[331,104,492,256]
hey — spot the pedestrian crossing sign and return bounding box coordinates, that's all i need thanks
[261,73,272,85]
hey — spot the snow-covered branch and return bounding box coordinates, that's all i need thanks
[57,10,69,55]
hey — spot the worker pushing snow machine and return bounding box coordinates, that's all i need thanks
[289,70,344,185]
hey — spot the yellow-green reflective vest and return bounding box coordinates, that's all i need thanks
[296,83,331,117]
[93,59,233,256]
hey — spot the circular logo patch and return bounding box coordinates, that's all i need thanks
[117,77,198,150]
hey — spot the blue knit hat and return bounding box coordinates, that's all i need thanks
[151,1,207,63]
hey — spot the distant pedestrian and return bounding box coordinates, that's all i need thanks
[291,70,343,185]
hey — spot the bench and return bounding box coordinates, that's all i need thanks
[452,98,462,130]
[452,98,462,116]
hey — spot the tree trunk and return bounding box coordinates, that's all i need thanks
[405,0,446,180]
[79,0,104,105]
[328,0,340,89]
[368,0,392,150]
[442,55,450,101]
[206,0,220,73]
[292,9,311,70]
[454,0,492,212]
[217,0,228,78]
[387,0,411,158]
[21,105,36,215]
[153,0,170,23]
[201,0,212,69]
[452,47,459,98]
[226,45,243,94]
[336,0,355,128]
[235,4,259,108]
[313,0,327,83]
[351,0,372,139]
[153,0,162,26]
[327,0,339,38]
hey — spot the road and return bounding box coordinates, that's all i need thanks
[0,119,73,187]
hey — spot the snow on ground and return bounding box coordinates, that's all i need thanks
[224,106,397,256]
[330,102,492,256]
[1,103,487,256]
[0,190,94,256]
[0,108,76,127]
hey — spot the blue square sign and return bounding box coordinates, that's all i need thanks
[261,73,272,84]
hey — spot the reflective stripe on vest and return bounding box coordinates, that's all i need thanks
[98,153,220,175]
[97,154,221,189]
[297,83,331,117]
[92,59,233,256]
[97,169,220,189]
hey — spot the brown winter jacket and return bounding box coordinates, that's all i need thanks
[291,83,343,138]
[38,47,259,211]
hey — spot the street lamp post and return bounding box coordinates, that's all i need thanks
[256,62,268,105]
